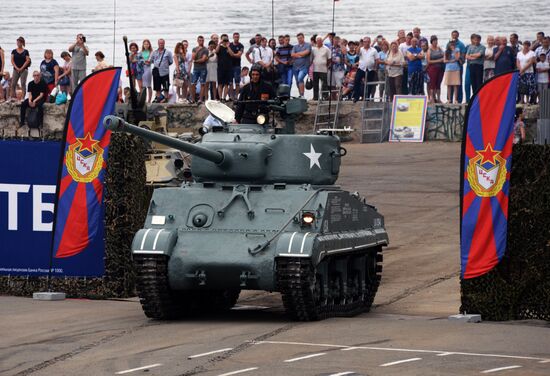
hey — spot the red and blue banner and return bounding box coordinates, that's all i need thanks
[52,67,121,264]
[460,71,519,279]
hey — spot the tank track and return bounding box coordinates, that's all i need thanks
[276,247,383,321]
[134,255,240,319]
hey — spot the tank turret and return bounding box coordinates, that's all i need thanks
[104,115,345,185]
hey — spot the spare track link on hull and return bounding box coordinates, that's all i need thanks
[134,255,240,320]
[276,246,383,321]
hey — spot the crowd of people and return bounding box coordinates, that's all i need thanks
[0,28,549,122]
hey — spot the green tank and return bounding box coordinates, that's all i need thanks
[103,92,388,321]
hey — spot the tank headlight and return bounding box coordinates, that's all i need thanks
[301,212,315,226]
[256,114,267,125]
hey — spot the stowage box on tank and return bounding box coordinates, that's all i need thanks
[103,94,388,321]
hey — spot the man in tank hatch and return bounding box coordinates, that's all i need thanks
[234,65,275,125]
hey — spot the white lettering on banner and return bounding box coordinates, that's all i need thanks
[33,185,56,232]
[0,183,56,231]
[0,184,31,230]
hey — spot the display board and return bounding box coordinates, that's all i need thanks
[389,95,428,142]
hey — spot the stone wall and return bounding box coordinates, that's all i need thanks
[0,101,540,142]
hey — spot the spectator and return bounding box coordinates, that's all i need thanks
[483,35,496,82]
[58,51,72,95]
[141,39,153,103]
[536,53,549,98]
[353,37,379,102]
[427,35,445,103]
[444,41,461,104]
[465,34,485,95]
[385,41,405,100]
[239,66,250,88]
[205,40,218,100]
[513,108,525,144]
[129,42,144,93]
[20,71,46,128]
[254,38,274,81]
[217,35,234,101]
[68,33,89,87]
[10,37,31,101]
[345,41,359,73]
[311,36,331,100]
[494,36,516,75]
[323,32,336,48]
[406,38,424,95]
[0,44,4,82]
[330,36,346,96]
[190,36,209,104]
[532,32,545,51]
[275,34,293,88]
[39,49,59,95]
[399,32,412,94]
[509,33,521,54]
[517,40,537,104]
[228,32,244,100]
[245,34,262,64]
[420,39,430,95]
[413,27,422,42]
[92,51,109,72]
[377,40,389,100]
[182,40,192,100]
[173,42,189,102]
[341,70,356,99]
[449,30,466,103]
[151,39,173,103]
[291,32,311,97]
[535,37,550,61]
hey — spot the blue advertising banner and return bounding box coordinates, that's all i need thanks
[0,140,104,277]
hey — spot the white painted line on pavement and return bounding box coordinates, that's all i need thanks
[284,352,327,363]
[254,340,549,362]
[328,372,356,376]
[188,348,233,359]
[437,352,454,356]
[217,367,258,376]
[380,358,422,367]
[115,363,162,374]
[539,359,550,363]
[481,365,522,373]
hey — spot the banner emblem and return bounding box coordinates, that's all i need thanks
[65,133,104,183]
[467,143,507,197]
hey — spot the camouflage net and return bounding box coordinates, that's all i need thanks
[461,144,550,321]
[0,133,148,298]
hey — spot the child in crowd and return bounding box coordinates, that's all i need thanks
[58,51,72,95]
[239,66,250,88]
[0,72,11,102]
[536,53,549,102]
[123,87,131,103]
[341,70,356,99]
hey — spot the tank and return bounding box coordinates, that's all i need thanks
[103,92,389,321]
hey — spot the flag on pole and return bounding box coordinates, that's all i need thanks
[52,67,121,258]
[460,71,519,279]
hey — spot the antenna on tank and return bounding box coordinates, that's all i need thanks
[328,0,337,130]
[112,0,117,65]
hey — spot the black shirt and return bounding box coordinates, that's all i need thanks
[28,79,47,101]
[235,80,275,123]
[12,49,30,69]
[229,42,244,67]
[217,45,233,70]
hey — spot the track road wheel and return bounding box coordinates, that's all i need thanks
[134,255,189,320]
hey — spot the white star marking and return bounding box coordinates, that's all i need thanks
[303,144,322,169]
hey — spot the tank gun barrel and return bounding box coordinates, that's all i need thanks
[103,115,224,165]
